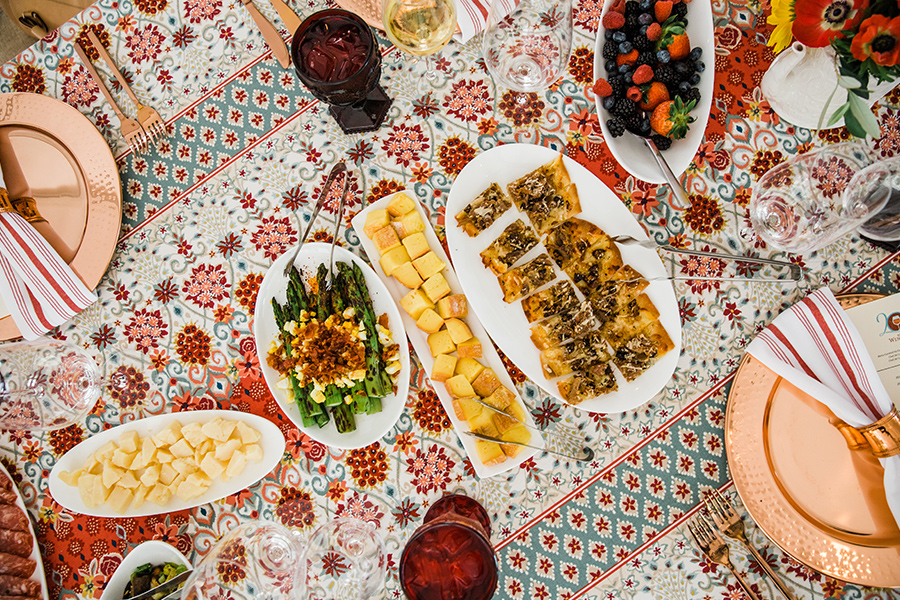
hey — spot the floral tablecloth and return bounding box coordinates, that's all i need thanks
[1,0,899,598]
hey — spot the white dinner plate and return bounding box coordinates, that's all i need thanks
[445,144,681,413]
[48,410,285,518]
[99,541,190,600]
[0,462,48,600]
[592,0,714,183]
[254,243,410,450]
[351,191,544,479]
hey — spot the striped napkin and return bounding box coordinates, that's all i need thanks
[0,166,97,340]
[747,287,900,526]
[456,0,515,42]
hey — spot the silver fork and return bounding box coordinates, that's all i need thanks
[86,31,167,143]
[282,162,347,277]
[687,516,762,600]
[73,43,148,155]
[706,489,797,600]
[326,169,351,290]
[610,234,803,281]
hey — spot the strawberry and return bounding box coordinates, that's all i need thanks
[632,64,654,85]
[639,81,669,111]
[666,33,691,60]
[626,86,642,102]
[592,78,613,97]
[602,11,625,29]
[646,23,662,41]
[616,49,639,66]
[656,17,690,61]
[650,96,696,139]
[654,1,673,23]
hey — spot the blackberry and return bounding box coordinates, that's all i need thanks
[650,134,672,151]
[603,41,618,60]
[634,35,653,51]
[673,2,688,18]
[607,117,626,138]
[613,97,637,118]
[625,1,640,17]
[674,60,691,76]
[655,63,677,86]
[682,87,701,104]
[637,50,655,65]
[625,13,640,31]
[609,77,625,98]
[624,112,645,135]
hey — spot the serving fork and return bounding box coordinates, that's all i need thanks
[86,31,168,145]
[73,43,149,155]
[706,489,797,600]
[687,516,762,600]
[326,167,352,290]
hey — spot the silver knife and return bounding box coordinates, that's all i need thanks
[464,431,594,462]
[123,569,192,600]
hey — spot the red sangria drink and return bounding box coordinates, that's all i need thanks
[290,9,392,133]
[400,495,498,600]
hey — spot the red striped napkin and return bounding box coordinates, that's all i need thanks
[747,287,900,526]
[0,169,97,340]
[456,0,515,42]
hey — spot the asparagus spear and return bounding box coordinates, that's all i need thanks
[271,298,322,421]
[339,263,388,397]
[332,401,357,433]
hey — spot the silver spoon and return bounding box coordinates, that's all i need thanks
[643,137,691,209]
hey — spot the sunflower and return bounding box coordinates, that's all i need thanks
[792,0,868,47]
[851,14,900,65]
[768,0,798,53]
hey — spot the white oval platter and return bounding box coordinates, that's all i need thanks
[99,541,190,600]
[0,462,48,600]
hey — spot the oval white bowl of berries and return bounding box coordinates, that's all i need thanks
[591,0,714,184]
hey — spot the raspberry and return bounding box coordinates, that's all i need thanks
[646,23,662,41]
[592,78,613,97]
[626,86,642,101]
[602,11,625,29]
[616,49,639,66]
[633,64,654,85]
[609,0,626,13]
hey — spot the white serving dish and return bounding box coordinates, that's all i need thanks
[99,541,190,600]
[0,462,48,600]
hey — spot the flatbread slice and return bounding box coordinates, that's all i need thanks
[530,301,595,350]
[557,361,618,405]
[520,281,579,323]
[497,254,555,304]
[600,293,660,350]
[455,183,512,237]
[539,331,610,379]
[588,265,649,324]
[544,218,605,271]
[479,219,540,275]
[564,236,624,295]
[612,319,674,381]
[506,155,582,235]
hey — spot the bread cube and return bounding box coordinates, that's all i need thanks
[236,422,261,444]
[445,374,475,398]
[392,262,423,289]
[372,226,401,255]
[484,386,515,411]
[455,358,485,383]
[413,252,446,280]
[437,294,467,319]
[393,211,426,238]
[118,430,140,454]
[200,454,227,479]
[457,337,483,359]
[147,483,172,506]
[387,192,416,217]
[422,273,451,302]
[216,438,242,462]
[427,330,456,357]
[507,401,527,423]
[402,232,430,260]
[444,318,473,344]
[401,288,434,320]
[364,209,390,238]
[500,425,532,458]
[416,308,444,334]
[431,354,457,383]
[131,485,149,510]
[108,486,134,514]
[472,368,502,397]
[475,440,507,466]
[451,396,483,421]
[379,246,411,277]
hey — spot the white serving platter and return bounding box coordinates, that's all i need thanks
[0,462,48,600]
[592,0,715,183]
[351,191,545,478]
[445,144,681,413]
[48,410,285,518]
[99,541,190,600]
[254,243,410,450]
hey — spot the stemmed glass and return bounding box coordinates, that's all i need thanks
[482,0,573,112]
[382,0,457,91]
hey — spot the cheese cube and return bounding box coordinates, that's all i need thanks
[111,449,137,469]
[451,397,483,421]
[392,262,424,289]
[78,474,99,508]
[427,330,456,357]
[455,358,485,383]
[129,452,149,471]
[364,209,390,238]
[117,471,140,489]
[147,483,172,506]
[379,246,411,277]
[500,425,532,457]
[215,438,242,462]
[131,485,150,510]
[400,288,434,320]
[95,441,117,462]
[180,422,206,448]
[153,421,183,446]
[141,465,161,487]
[118,430,140,454]
[437,294,468,319]
[457,337,483,359]
[202,418,237,442]
[431,354,457,383]
[170,473,187,490]
[372,226,401,255]
[156,449,174,463]
[102,464,124,489]
[475,440,507,466]
[416,309,444,334]
[387,192,416,217]
[108,486,134,514]
[159,464,177,486]
[472,368,502,397]
[225,450,247,479]
[444,318,473,344]
[172,457,198,475]
[413,252,445,280]
[402,232,430,260]
[393,211,426,238]
[484,386,515,411]
[422,273,451,302]
[140,437,157,464]
[176,480,207,502]
[58,469,83,486]
[492,411,520,435]
[468,411,499,437]
[445,374,475,398]
[200,454,227,479]
[244,444,263,461]
[236,422,261,444]
[169,438,194,459]
[507,401,527,423]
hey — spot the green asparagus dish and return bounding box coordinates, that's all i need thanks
[267,261,401,433]
[122,562,187,600]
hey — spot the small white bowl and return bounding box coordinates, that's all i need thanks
[100,541,191,600]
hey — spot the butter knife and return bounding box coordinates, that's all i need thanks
[240,0,291,68]
[464,431,594,462]
[269,0,302,35]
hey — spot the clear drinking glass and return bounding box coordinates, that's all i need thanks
[482,0,573,100]
[299,517,386,599]
[382,0,457,90]
[749,141,891,254]
[0,338,105,431]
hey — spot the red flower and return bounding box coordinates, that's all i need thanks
[792,0,868,47]
[851,14,900,66]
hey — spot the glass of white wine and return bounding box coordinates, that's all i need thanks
[382,0,457,90]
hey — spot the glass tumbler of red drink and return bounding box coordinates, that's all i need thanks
[290,9,392,134]
[400,494,499,600]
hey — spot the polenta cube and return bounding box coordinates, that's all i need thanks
[444,318,472,344]
[475,440,507,466]
[379,246,411,277]
[427,330,456,357]
[402,232,430,260]
[445,374,475,398]
[422,273,451,302]
[387,192,416,217]
[416,308,444,334]
[392,262,423,289]
[364,209,390,238]
[457,337,482,359]
[455,358,485,383]
[372,226,401,255]
[436,294,467,319]
[393,211,425,238]
[412,252,445,280]
[472,368,502,397]
[431,354,457,383]
[400,288,434,320]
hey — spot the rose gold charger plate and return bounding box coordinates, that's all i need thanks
[726,293,900,587]
[0,93,121,341]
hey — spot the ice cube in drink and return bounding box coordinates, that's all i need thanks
[297,16,370,83]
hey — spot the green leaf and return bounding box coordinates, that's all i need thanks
[826,101,851,127]
[847,91,881,138]
[843,107,868,138]
[838,75,861,89]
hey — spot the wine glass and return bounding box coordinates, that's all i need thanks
[299,517,386,599]
[0,338,111,431]
[748,141,893,254]
[482,0,573,108]
[382,0,457,91]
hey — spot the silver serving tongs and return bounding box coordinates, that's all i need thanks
[326,169,351,291]
[124,569,192,600]
[283,162,347,277]
[610,235,802,283]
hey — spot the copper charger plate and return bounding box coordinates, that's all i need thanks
[726,293,900,587]
[333,0,383,31]
[0,93,121,341]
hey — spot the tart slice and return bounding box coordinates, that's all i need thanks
[530,301,595,350]
[479,219,540,275]
[455,183,513,237]
[544,218,605,271]
[506,155,581,235]
[520,280,579,323]
[496,254,556,303]
[557,361,619,405]
[612,319,674,381]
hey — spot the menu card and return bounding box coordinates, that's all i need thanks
[845,293,900,406]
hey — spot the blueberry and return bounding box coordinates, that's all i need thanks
[605,59,618,73]
[602,96,617,110]
[618,41,633,54]
[695,60,706,73]
[657,49,670,63]
[605,29,615,40]
[612,31,626,42]
[689,72,701,85]
[640,118,651,133]
[623,72,634,84]
[618,63,631,73]
[678,80,691,92]
[674,60,690,74]
[639,24,649,35]
[639,0,652,10]
[638,12,653,25]
[689,47,703,61]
